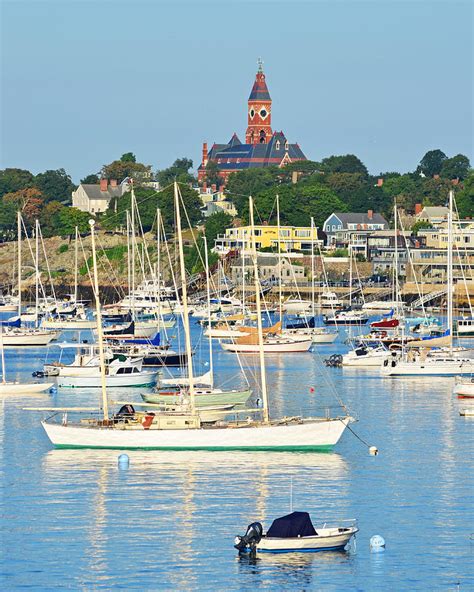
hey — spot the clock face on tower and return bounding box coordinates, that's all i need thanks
[259,107,269,120]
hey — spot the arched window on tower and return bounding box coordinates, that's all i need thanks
[259,130,266,144]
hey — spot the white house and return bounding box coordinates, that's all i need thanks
[323,211,389,248]
[72,179,128,214]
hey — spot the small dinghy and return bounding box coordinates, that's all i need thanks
[234,511,358,555]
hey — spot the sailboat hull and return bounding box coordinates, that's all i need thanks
[141,388,251,407]
[0,382,54,394]
[221,339,312,353]
[41,417,350,451]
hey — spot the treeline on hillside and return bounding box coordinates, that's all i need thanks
[223,150,473,228]
[1,149,472,241]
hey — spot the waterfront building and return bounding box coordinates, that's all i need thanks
[323,211,389,249]
[213,224,321,254]
[72,178,128,214]
[415,206,451,226]
[417,220,474,249]
[198,60,306,184]
[230,253,306,284]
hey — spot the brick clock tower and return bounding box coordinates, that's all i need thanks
[245,58,273,144]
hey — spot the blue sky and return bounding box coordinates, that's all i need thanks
[1,0,472,182]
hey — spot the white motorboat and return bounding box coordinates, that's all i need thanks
[235,512,358,554]
[342,345,390,367]
[56,356,158,388]
[319,292,343,309]
[323,310,369,326]
[42,316,96,330]
[455,318,474,337]
[362,300,400,313]
[0,295,19,312]
[283,327,338,344]
[453,377,474,397]
[282,298,313,314]
[381,351,474,376]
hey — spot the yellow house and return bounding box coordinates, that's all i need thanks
[418,221,474,249]
[213,224,321,253]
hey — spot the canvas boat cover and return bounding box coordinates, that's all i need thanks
[266,512,317,538]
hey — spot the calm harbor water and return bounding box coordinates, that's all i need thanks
[1,318,473,590]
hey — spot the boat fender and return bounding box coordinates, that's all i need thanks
[118,454,129,469]
[141,413,155,429]
[370,535,385,552]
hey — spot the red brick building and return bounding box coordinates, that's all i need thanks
[198,60,307,184]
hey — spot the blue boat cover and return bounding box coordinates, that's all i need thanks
[266,512,317,538]
[0,316,21,328]
[122,332,161,346]
[285,317,316,330]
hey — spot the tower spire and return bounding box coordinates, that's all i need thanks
[246,61,272,145]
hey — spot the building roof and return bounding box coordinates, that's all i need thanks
[416,206,449,219]
[249,71,271,101]
[330,212,388,228]
[202,131,306,172]
[79,184,124,201]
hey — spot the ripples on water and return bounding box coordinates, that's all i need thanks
[1,321,473,590]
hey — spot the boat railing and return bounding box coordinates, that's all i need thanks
[316,518,358,530]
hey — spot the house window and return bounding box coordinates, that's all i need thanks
[227,159,230,164]
[217,159,221,164]
[285,141,289,150]
[236,158,240,163]
[276,140,280,150]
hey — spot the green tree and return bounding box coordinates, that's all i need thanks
[204,160,222,188]
[204,212,232,246]
[0,168,35,197]
[320,154,368,177]
[80,174,100,184]
[418,149,447,177]
[440,154,470,180]
[411,220,433,235]
[103,183,202,233]
[57,207,91,235]
[156,157,194,187]
[120,152,136,163]
[225,167,280,213]
[0,197,18,241]
[455,172,474,218]
[34,169,75,203]
[39,201,65,236]
[324,172,365,200]
[102,158,150,182]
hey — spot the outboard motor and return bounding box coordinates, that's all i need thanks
[234,522,263,557]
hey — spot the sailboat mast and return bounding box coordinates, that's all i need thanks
[17,211,21,317]
[447,189,453,350]
[277,194,282,322]
[35,219,39,327]
[174,182,195,411]
[394,200,400,317]
[131,183,136,320]
[89,220,109,421]
[0,323,6,383]
[311,217,315,319]
[203,236,214,389]
[349,239,352,308]
[249,195,269,423]
[74,226,78,303]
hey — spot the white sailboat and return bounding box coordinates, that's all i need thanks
[0,324,54,395]
[40,189,351,451]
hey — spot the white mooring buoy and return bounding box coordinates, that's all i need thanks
[369,446,378,456]
[370,535,385,552]
[118,453,130,469]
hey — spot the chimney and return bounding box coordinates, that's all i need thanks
[202,181,207,192]
[100,178,108,191]
[291,171,299,184]
[415,203,423,215]
[367,209,373,220]
[202,142,208,166]
[110,179,117,188]
[377,178,384,187]
[433,174,440,180]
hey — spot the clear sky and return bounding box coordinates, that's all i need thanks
[0,0,472,182]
